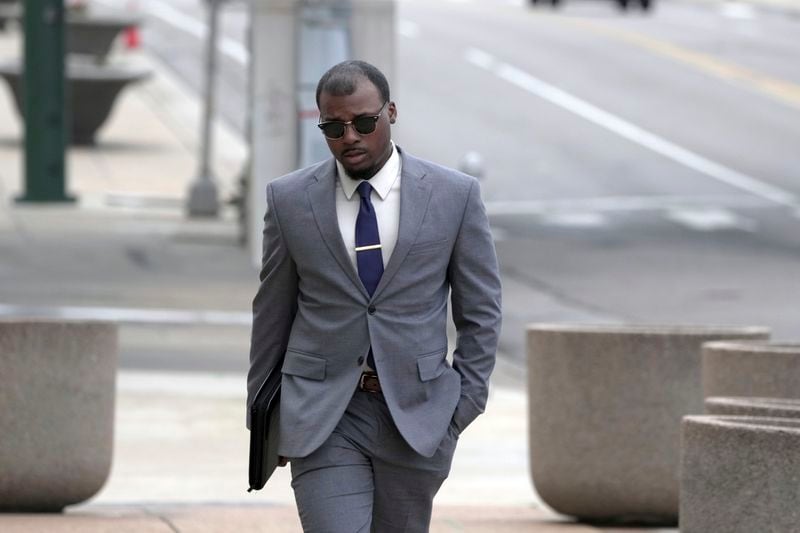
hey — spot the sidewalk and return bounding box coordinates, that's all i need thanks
[0,25,672,532]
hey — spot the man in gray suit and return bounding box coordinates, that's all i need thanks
[247,60,502,532]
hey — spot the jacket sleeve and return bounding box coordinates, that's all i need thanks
[246,181,299,428]
[447,178,503,433]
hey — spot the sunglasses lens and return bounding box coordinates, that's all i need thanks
[353,117,378,135]
[320,123,345,139]
[319,111,381,139]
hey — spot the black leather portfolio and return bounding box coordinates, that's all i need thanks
[247,368,281,492]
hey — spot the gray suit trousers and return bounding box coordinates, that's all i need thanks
[290,390,459,532]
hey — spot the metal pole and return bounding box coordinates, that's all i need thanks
[187,0,221,217]
[235,6,255,246]
[18,0,73,203]
[248,0,299,267]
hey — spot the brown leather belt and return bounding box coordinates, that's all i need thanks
[358,372,381,393]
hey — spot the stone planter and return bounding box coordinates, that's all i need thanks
[680,416,800,533]
[527,324,769,524]
[703,341,800,399]
[0,320,117,512]
[706,396,800,419]
[0,60,150,145]
[66,8,142,62]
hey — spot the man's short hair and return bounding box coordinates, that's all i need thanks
[315,60,390,108]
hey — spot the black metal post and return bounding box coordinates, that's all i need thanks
[19,0,73,203]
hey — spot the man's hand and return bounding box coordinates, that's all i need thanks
[278,455,289,467]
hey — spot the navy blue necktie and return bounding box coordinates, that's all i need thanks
[355,181,383,369]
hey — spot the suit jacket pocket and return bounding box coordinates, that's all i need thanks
[417,349,448,382]
[407,238,448,256]
[281,350,326,381]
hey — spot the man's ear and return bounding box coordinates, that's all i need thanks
[388,101,397,124]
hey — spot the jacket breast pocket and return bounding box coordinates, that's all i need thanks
[407,238,448,256]
[282,350,326,381]
[416,349,448,382]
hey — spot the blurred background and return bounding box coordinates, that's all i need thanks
[0,0,798,518]
[1,0,799,388]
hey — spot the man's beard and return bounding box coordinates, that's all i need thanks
[347,164,378,181]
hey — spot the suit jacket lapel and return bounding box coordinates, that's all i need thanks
[306,160,369,299]
[372,151,432,301]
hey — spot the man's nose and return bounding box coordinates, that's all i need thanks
[341,123,361,143]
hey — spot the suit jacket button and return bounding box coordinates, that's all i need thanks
[368,305,376,315]
[357,356,365,366]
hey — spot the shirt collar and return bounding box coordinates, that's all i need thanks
[337,142,400,201]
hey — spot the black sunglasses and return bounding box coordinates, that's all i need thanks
[317,102,388,140]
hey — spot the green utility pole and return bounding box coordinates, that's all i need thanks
[18,0,73,203]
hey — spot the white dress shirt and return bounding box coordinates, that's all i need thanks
[335,142,401,272]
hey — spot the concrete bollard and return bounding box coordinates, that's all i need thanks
[526,324,769,524]
[0,320,117,512]
[705,396,800,419]
[703,341,800,399]
[680,416,800,533]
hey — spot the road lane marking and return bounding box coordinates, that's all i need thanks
[490,225,511,241]
[557,18,800,112]
[0,304,251,326]
[146,0,249,65]
[465,47,798,210]
[488,200,759,231]
[465,47,495,70]
[540,212,609,228]
[143,0,205,38]
[119,370,246,397]
[488,195,761,231]
[666,207,756,232]
[218,36,249,65]
[93,0,251,65]
[485,194,769,216]
[719,3,757,19]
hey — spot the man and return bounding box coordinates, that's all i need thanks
[247,60,502,532]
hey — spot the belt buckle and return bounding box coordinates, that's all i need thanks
[359,372,378,393]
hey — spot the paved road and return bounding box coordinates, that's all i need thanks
[90,0,800,365]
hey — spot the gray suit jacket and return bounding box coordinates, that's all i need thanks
[247,147,502,458]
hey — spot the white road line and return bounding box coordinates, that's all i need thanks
[398,19,421,39]
[119,370,246,397]
[720,3,757,20]
[140,0,249,65]
[465,47,496,70]
[218,37,249,65]
[0,304,251,326]
[666,208,756,232]
[540,212,609,228]
[485,194,768,216]
[490,225,511,241]
[143,0,205,38]
[465,47,798,210]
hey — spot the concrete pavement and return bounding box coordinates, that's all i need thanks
[0,22,674,532]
